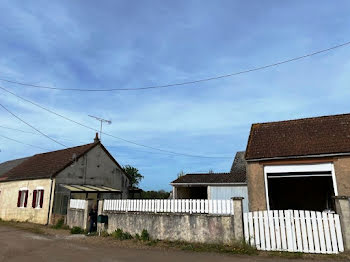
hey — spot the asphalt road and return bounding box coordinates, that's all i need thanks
[0,225,345,262]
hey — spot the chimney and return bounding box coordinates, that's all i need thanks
[94,132,100,143]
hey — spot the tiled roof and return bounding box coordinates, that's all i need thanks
[0,157,29,178]
[1,142,98,181]
[171,152,247,184]
[245,113,350,160]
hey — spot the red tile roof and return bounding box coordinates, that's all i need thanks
[2,142,99,181]
[245,113,350,160]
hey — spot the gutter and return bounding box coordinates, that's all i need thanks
[246,152,350,162]
[46,177,54,225]
[170,182,247,186]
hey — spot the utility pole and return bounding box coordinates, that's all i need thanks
[88,115,112,141]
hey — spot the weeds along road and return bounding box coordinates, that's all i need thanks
[0,225,347,262]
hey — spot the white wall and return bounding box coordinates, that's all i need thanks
[208,185,249,213]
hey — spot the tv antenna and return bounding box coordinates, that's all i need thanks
[88,115,112,141]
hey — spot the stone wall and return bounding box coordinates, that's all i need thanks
[99,198,244,244]
[104,212,236,244]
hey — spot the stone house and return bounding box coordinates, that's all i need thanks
[0,134,130,224]
[245,113,350,212]
[171,151,249,212]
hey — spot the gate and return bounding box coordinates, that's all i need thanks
[243,210,344,254]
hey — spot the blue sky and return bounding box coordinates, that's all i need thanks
[0,1,350,191]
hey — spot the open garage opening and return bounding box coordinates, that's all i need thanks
[267,172,336,211]
[175,186,208,199]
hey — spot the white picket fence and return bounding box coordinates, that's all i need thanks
[103,199,234,215]
[243,210,344,254]
[69,199,86,209]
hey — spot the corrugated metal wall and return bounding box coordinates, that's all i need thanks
[208,186,249,213]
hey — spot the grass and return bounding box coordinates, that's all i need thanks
[70,226,85,234]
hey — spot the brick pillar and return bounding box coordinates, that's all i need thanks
[334,196,350,251]
[232,197,244,241]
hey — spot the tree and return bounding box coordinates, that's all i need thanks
[141,190,170,199]
[123,165,144,187]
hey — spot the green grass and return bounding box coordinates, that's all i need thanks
[70,226,85,234]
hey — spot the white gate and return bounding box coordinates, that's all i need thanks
[243,210,344,254]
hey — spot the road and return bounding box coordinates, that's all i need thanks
[0,225,345,262]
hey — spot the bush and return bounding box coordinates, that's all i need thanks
[52,218,64,229]
[70,226,84,234]
[141,229,150,241]
[112,228,133,240]
[100,230,110,237]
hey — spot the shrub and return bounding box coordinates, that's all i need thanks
[70,226,84,234]
[52,218,64,229]
[141,229,150,241]
[100,230,110,237]
[112,228,133,240]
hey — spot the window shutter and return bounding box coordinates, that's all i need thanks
[39,190,44,208]
[17,191,22,207]
[32,190,37,208]
[24,190,28,207]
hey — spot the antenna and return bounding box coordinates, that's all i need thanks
[88,115,112,141]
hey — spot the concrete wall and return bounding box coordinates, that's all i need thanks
[66,208,86,229]
[246,156,350,211]
[333,157,350,196]
[246,162,266,211]
[0,178,54,224]
[208,186,249,213]
[53,144,129,215]
[104,212,236,244]
[55,144,129,197]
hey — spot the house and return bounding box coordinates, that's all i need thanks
[171,151,249,212]
[0,133,130,224]
[245,113,350,212]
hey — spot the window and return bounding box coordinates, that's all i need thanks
[32,189,44,208]
[17,190,28,208]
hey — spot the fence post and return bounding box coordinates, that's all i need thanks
[232,197,244,242]
[333,196,350,251]
[97,199,105,235]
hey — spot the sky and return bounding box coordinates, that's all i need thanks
[0,1,350,191]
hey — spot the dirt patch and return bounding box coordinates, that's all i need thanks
[1,220,349,261]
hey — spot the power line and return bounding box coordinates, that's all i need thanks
[0,134,50,151]
[0,102,67,148]
[0,124,199,157]
[0,86,232,158]
[1,41,349,91]
[0,125,87,144]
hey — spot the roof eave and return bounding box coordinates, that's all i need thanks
[170,182,247,186]
[246,152,350,162]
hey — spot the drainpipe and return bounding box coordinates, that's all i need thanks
[46,177,54,225]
